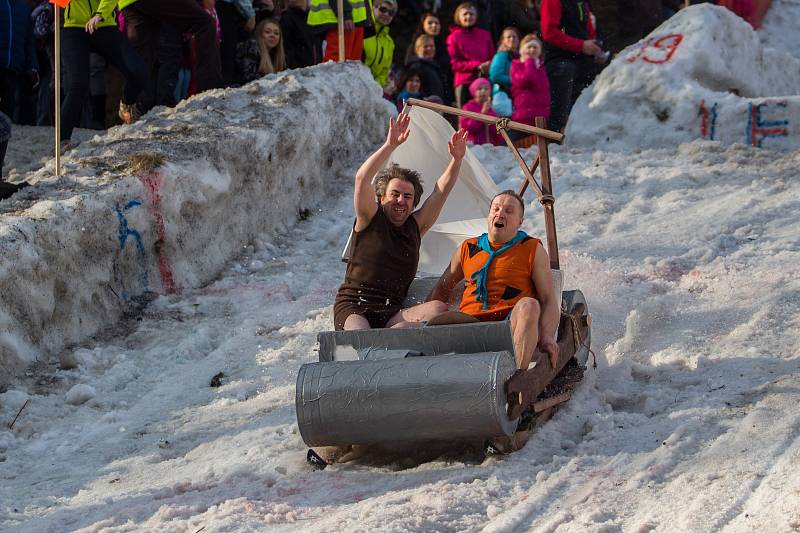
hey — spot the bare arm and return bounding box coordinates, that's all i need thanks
[412,128,469,236]
[354,113,411,231]
[531,243,560,367]
[428,246,465,304]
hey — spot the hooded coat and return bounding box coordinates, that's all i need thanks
[510,57,551,124]
[363,21,394,87]
[445,25,494,88]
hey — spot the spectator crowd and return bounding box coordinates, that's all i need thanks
[0,0,771,197]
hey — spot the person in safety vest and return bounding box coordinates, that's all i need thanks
[429,190,560,370]
[307,0,369,62]
[362,0,396,88]
[62,0,148,147]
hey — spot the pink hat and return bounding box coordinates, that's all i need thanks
[469,77,490,96]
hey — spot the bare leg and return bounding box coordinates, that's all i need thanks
[510,297,541,369]
[386,300,448,328]
[343,314,371,330]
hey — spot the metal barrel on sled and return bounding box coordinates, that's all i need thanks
[295,287,591,448]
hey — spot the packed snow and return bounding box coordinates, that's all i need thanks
[567,3,800,150]
[1,4,799,532]
[0,62,388,383]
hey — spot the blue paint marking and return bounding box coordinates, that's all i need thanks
[709,102,718,141]
[747,102,790,147]
[114,200,148,299]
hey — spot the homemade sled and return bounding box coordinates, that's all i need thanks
[296,101,592,465]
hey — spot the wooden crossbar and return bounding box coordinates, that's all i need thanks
[405,98,564,143]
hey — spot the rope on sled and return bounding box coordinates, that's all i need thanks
[561,310,596,369]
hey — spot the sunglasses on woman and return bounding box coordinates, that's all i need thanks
[377,5,396,15]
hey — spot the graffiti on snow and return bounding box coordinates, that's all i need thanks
[627,34,683,64]
[114,200,148,299]
[746,101,789,147]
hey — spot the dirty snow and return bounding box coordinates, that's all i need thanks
[1,4,800,532]
[0,62,388,383]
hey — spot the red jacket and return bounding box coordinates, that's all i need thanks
[540,0,595,60]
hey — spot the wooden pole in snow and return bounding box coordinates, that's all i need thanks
[337,0,345,62]
[54,5,61,176]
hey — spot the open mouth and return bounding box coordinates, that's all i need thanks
[493,220,505,228]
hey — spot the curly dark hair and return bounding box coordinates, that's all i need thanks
[374,164,424,207]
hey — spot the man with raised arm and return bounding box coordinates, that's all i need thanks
[333,113,469,330]
[429,190,560,369]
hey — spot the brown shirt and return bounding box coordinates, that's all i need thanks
[333,207,421,328]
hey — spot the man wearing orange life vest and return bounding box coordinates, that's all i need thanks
[429,190,559,370]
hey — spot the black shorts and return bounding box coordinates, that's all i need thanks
[333,295,401,330]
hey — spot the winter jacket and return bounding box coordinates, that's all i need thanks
[540,0,596,63]
[461,99,500,145]
[63,0,120,28]
[395,89,421,111]
[118,0,138,10]
[281,7,318,69]
[363,21,393,87]
[217,0,255,20]
[404,33,453,102]
[489,50,513,92]
[406,57,445,101]
[0,0,36,72]
[445,25,494,88]
[510,57,550,124]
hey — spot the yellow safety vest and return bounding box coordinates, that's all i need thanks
[307,0,367,27]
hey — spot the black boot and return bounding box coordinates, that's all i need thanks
[0,180,29,200]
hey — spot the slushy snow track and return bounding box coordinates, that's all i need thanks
[2,141,799,532]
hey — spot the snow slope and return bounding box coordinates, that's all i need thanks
[0,62,389,385]
[567,4,800,150]
[1,136,799,530]
[1,4,800,531]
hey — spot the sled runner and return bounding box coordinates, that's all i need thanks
[295,100,592,465]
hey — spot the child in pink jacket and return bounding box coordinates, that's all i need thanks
[460,78,501,145]
[446,2,494,108]
[510,34,551,129]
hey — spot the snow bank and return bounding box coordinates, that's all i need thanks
[567,4,800,150]
[0,62,389,385]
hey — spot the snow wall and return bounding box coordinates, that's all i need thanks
[0,62,390,385]
[567,4,800,150]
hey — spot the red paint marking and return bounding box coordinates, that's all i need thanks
[699,100,709,138]
[627,34,683,64]
[139,171,178,294]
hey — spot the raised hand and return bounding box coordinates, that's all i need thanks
[447,128,469,160]
[386,112,411,147]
